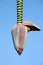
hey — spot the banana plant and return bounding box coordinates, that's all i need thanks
[11,0,40,55]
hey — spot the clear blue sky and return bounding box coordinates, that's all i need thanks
[0,0,43,65]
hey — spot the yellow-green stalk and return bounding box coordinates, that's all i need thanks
[17,0,23,24]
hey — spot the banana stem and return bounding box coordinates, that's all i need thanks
[17,0,23,24]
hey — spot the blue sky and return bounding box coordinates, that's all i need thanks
[0,0,43,65]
